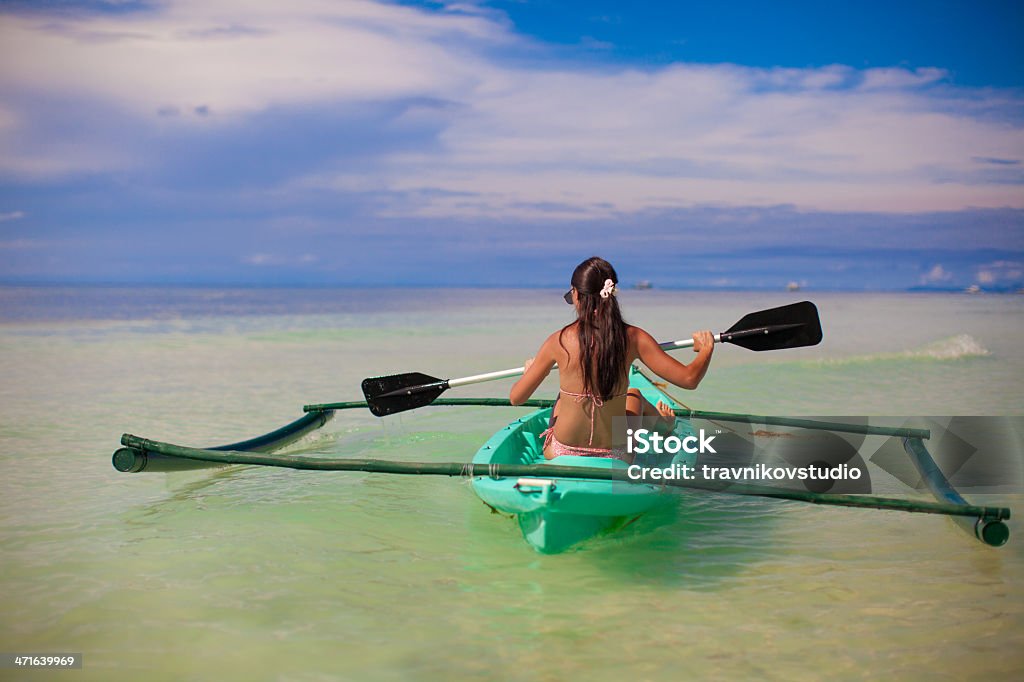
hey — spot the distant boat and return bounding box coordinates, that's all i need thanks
[786,281,800,292]
[965,284,982,294]
[633,280,653,290]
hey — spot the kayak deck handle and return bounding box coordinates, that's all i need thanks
[515,478,558,503]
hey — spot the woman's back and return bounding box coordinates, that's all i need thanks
[548,323,635,450]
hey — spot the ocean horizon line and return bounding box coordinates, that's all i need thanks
[1,281,1021,295]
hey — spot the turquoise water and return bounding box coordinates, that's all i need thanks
[0,287,1022,679]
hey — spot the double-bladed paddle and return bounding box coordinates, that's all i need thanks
[362,300,821,417]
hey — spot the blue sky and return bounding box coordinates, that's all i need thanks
[0,0,1022,289]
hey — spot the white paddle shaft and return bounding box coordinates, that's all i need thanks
[660,332,722,350]
[447,367,525,388]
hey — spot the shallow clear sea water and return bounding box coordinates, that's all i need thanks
[0,287,1021,680]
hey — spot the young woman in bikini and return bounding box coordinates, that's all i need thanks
[509,257,715,463]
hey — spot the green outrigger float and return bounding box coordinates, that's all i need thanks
[111,302,1011,552]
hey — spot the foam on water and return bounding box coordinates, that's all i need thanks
[806,333,992,367]
[910,333,991,359]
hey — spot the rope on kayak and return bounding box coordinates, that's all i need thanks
[459,462,502,480]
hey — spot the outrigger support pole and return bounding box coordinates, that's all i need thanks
[302,398,931,441]
[903,437,1010,547]
[113,434,1012,529]
[112,410,334,473]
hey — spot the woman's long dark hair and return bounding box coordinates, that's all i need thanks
[559,257,628,399]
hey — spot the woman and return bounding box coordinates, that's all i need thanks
[509,257,714,462]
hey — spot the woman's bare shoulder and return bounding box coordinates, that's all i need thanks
[551,322,579,340]
[540,326,573,356]
[627,325,660,355]
[626,325,654,342]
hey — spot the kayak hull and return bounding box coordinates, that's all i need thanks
[471,366,690,553]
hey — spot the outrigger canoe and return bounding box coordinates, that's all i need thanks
[112,302,1011,551]
[471,366,687,553]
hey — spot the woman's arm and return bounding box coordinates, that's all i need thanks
[634,327,714,390]
[509,333,558,405]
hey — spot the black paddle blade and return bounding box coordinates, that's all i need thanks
[723,301,822,351]
[361,372,448,417]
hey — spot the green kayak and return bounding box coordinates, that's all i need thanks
[471,365,692,553]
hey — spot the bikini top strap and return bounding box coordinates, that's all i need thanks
[558,388,628,446]
[558,388,628,399]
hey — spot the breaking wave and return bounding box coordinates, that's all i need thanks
[905,334,991,360]
[812,334,991,366]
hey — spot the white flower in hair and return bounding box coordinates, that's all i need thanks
[599,278,617,299]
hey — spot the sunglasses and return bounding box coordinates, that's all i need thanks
[563,288,574,305]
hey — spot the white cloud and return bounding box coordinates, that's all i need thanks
[0,238,48,249]
[976,261,1023,285]
[243,252,319,266]
[859,67,947,90]
[920,264,953,284]
[0,210,25,222]
[244,253,272,266]
[1,0,1022,216]
[0,0,502,117]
